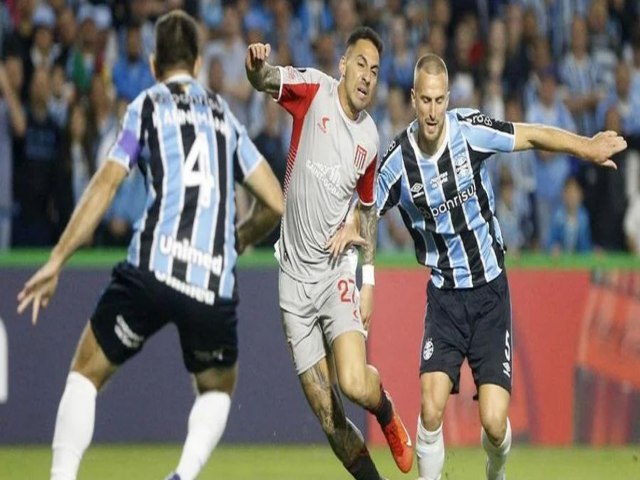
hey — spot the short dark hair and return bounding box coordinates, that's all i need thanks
[346,26,384,56]
[154,10,199,78]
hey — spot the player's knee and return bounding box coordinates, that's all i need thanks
[338,373,368,404]
[480,411,508,444]
[420,394,445,431]
[194,364,237,395]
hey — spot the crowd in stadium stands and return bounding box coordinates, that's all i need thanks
[1,0,640,255]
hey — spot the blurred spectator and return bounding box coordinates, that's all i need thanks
[0,57,26,250]
[270,0,313,67]
[495,171,526,256]
[522,36,552,110]
[64,101,93,206]
[580,107,628,251]
[87,74,116,166]
[624,189,640,255]
[97,97,146,246]
[252,97,286,248]
[12,66,64,246]
[111,21,154,102]
[66,4,102,95]
[559,17,602,136]
[380,15,414,92]
[526,66,576,247]
[26,4,59,85]
[201,6,251,127]
[48,63,70,128]
[489,96,536,249]
[546,176,592,254]
[377,87,412,252]
[423,23,447,60]
[312,32,339,79]
[587,0,620,88]
[297,0,334,44]
[54,7,77,70]
[502,3,530,97]
[596,62,640,135]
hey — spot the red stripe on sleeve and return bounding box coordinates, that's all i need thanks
[357,155,377,205]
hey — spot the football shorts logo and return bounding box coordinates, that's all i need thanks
[423,338,434,360]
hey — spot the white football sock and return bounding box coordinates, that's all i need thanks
[481,418,512,480]
[416,416,444,480]
[175,391,231,480]
[51,372,98,480]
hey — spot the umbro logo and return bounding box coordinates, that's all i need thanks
[410,183,425,198]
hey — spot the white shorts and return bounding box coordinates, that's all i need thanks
[279,265,366,374]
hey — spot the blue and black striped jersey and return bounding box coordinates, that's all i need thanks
[108,74,263,304]
[376,109,516,289]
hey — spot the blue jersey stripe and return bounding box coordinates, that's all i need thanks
[116,77,263,304]
[376,111,515,289]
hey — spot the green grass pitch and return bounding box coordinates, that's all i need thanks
[1,444,639,479]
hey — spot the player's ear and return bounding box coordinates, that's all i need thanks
[445,90,450,109]
[149,54,157,80]
[193,55,202,78]
[339,55,346,78]
[410,88,416,110]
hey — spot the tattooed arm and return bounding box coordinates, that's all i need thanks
[245,43,281,95]
[359,203,377,330]
[359,203,377,266]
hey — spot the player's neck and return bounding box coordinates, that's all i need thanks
[416,129,445,156]
[159,68,194,83]
[337,81,360,121]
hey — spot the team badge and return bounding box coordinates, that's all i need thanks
[423,338,434,360]
[354,145,367,170]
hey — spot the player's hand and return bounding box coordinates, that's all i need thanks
[245,43,272,74]
[359,284,374,331]
[586,130,627,169]
[17,260,61,325]
[325,223,367,258]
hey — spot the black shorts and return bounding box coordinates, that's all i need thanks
[91,262,238,373]
[420,271,512,396]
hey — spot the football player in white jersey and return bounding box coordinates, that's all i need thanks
[246,27,413,479]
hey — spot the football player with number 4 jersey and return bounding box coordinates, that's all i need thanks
[17,11,283,480]
[246,28,413,480]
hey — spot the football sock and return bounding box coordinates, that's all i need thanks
[51,372,97,480]
[416,416,444,480]
[174,391,231,480]
[344,446,382,480]
[482,418,511,480]
[367,384,393,427]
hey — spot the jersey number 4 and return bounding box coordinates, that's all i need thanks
[183,132,214,208]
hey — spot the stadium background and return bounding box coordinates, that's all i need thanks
[1,0,640,478]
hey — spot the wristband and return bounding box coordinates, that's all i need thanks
[362,264,375,286]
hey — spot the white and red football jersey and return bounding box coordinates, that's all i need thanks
[274,66,379,282]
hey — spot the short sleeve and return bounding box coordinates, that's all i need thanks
[357,155,377,206]
[108,93,147,171]
[275,66,326,118]
[457,110,516,155]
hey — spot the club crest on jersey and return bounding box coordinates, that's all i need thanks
[354,145,367,170]
[454,154,472,178]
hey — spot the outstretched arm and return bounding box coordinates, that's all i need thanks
[513,124,627,169]
[236,161,284,253]
[17,161,127,324]
[245,43,281,96]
